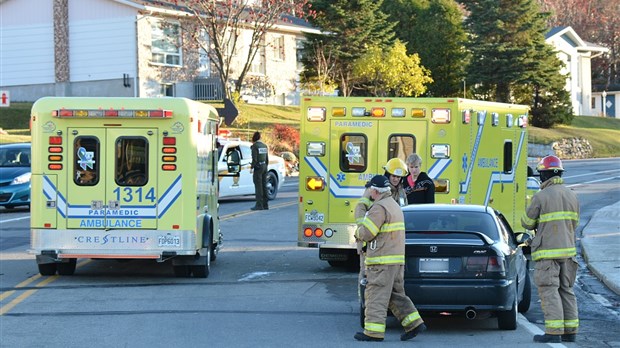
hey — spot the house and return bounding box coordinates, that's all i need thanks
[0,0,318,105]
[545,26,612,117]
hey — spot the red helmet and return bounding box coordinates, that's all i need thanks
[536,155,564,172]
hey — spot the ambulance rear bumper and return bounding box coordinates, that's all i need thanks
[30,229,199,261]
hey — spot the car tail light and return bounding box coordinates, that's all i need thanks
[465,256,505,273]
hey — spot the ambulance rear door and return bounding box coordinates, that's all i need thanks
[66,128,158,229]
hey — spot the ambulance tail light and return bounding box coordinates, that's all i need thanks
[53,109,172,118]
[305,177,325,191]
[314,228,324,238]
[303,227,313,238]
[162,156,177,162]
[163,137,176,145]
[48,164,63,170]
[49,136,62,145]
[162,136,177,170]
[162,164,177,171]
[434,179,450,193]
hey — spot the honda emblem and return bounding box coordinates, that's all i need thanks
[430,246,438,253]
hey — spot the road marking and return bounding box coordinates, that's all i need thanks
[0,259,91,316]
[0,216,30,224]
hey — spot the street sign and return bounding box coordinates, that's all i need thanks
[0,91,10,107]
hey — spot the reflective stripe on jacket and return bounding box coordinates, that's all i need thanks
[354,192,406,265]
[521,176,579,261]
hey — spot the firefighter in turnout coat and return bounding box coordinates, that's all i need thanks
[521,155,580,344]
[354,175,426,342]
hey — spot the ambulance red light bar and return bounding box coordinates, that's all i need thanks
[53,109,173,118]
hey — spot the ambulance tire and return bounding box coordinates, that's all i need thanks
[57,259,77,275]
[192,232,212,278]
[173,265,191,277]
[38,263,57,276]
[266,171,278,200]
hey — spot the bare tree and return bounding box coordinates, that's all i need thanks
[171,0,313,100]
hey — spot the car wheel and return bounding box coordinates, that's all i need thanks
[266,171,278,200]
[497,285,518,330]
[518,271,532,313]
[57,259,77,275]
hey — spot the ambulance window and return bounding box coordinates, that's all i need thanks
[388,135,415,161]
[503,141,513,174]
[73,136,100,186]
[115,138,148,186]
[340,134,367,172]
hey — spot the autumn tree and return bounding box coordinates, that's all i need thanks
[353,41,433,97]
[170,0,314,100]
[302,0,396,96]
[382,0,468,97]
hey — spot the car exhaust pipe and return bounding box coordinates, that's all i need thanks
[465,308,477,320]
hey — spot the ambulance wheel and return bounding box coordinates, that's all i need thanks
[266,172,278,200]
[57,259,77,275]
[38,263,57,276]
[191,255,210,278]
[173,265,191,277]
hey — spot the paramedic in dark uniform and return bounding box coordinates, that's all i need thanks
[250,131,269,210]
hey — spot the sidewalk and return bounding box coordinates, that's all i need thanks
[580,200,620,295]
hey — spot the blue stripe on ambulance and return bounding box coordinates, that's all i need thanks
[304,156,365,198]
[461,111,486,194]
[427,158,451,179]
[41,174,182,219]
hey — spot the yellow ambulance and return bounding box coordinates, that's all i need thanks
[29,97,237,278]
[297,97,539,267]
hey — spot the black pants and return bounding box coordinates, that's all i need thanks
[253,167,268,208]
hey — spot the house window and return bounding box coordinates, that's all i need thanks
[151,20,182,66]
[161,84,174,97]
[296,39,304,70]
[250,42,266,75]
[273,36,285,61]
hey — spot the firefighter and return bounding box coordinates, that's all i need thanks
[354,175,426,342]
[521,155,580,343]
[250,131,269,210]
[383,158,409,207]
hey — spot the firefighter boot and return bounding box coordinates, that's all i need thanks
[354,332,383,342]
[562,334,576,342]
[401,323,427,341]
[533,334,561,343]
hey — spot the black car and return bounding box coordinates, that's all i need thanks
[360,204,531,330]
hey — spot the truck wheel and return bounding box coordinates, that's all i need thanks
[266,171,278,200]
[57,259,77,275]
[192,234,212,278]
[38,263,57,276]
[173,265,191,277]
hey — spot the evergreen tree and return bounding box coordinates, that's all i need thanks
[301,0,396,96]
[461,0,573,127]
[383,0,468,97]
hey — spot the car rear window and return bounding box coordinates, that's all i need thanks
[404,211,499,240]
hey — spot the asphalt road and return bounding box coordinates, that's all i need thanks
[0,158,619,347]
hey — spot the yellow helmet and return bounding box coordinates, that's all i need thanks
[383,158,409,177]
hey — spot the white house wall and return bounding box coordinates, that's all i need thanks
[547,34,582,115]
[68,0,138,82]
[0,0,55,90]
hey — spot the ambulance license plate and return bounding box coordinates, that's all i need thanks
[304,212,324,223]
[158,234,180,247]
[419,258,449,273]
